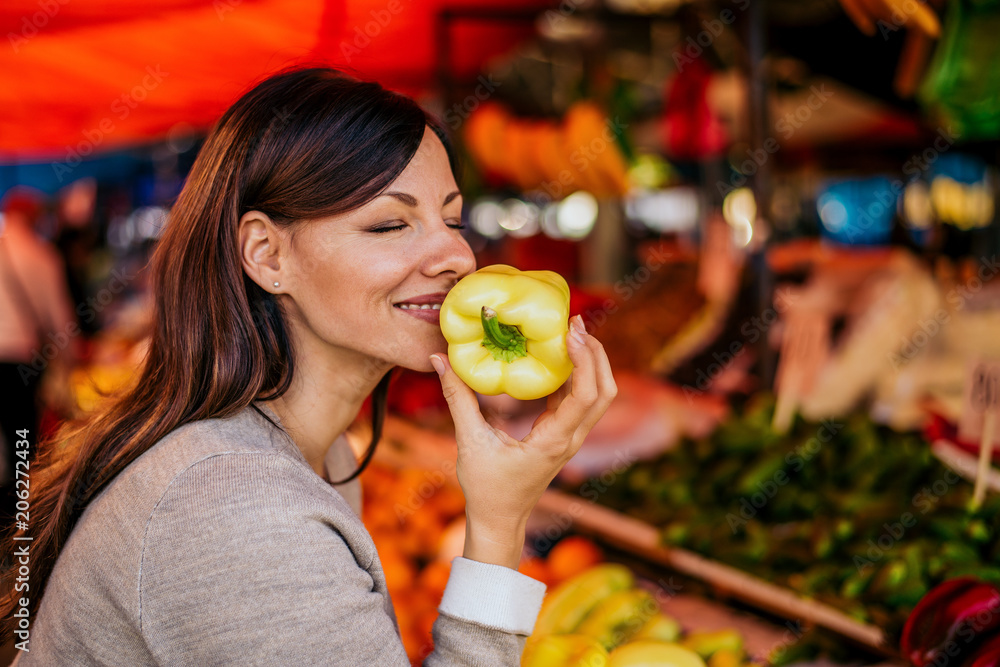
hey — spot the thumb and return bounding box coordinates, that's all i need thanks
[429,354,484,433]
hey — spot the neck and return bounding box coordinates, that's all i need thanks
[262,320,390,478]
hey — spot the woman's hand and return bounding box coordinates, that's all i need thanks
[430,315,617,569]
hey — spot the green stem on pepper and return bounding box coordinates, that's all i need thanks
[481,306,528,363]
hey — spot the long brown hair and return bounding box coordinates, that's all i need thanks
[1,65,459,639]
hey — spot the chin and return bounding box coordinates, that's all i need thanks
[411,343,448,373]
[395,358,436,374]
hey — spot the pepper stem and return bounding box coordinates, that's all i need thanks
[481,307,515,346]
[480,306,528,363]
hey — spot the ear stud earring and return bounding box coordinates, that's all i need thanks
[273,282,280,288]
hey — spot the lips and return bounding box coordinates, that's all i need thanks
[393,292,448,307]
[395,303,441,311]
[393,292,448,322]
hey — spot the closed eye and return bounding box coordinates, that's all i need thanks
[370,220,465,233]
[369,224,406,234]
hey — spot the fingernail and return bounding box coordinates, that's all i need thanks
[429,355,445,376]
[569,330,587,346]
[570,315,587,335]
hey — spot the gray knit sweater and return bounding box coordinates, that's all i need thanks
[13,403,544,665]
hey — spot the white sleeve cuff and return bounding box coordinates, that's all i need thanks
[437,557,547,635]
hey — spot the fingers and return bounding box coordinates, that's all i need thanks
[569,327,617,435]
[546,370,573,414]
[430,354,487,436]
[533,316,617,444]
[581,334,618,431]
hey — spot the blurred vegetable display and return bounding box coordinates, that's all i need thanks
[919,0,1000,139]
[524,562,754,667]
[566,395,1000,640]
[361,462,611,665]
[360,464,467,664]
[463,101,631,198]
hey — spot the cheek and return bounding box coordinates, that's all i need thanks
[354,254,412,305]
[295,241,423,340]
[316,250,409,321]
[295,247,367,329]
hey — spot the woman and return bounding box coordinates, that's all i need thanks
[0,66,616,664]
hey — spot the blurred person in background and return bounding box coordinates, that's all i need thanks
[55,178,102,337]
[0,187,81,525]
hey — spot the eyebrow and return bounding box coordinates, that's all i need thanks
[383,191,462,207]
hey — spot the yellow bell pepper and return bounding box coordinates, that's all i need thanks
[521,634,609,667]
[607,641,706,667]
[439,264,574,400]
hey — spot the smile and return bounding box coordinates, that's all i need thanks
[394,302,441,323]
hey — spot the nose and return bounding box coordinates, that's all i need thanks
[420,220,476,280]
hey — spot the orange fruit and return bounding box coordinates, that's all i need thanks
[414,607,439,645]
[408,508,445,557]
[367,526,394,552]
[399,625,423,663]
[430,484,466,520]
[396,516,425,557]
[379,545,416,595]
[417,560,452,600]
[390,589,415,623]
[517,557,552,587]
[463,102,510,176]
[363,498,402,533]
[546,536,603,585]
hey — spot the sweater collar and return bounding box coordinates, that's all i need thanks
[249,401,352,486]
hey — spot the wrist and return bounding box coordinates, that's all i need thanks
[462,514,527,570]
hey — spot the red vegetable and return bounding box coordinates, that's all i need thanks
[964,633,1000,667]
[901,577,1000,667]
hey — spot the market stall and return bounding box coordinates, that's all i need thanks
[3,0,1000,665]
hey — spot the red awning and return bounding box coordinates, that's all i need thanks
[0,0,543,160]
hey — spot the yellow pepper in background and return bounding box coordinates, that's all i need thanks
[521,634,609,667]
[607,641,707,667]
[439,264,574,400]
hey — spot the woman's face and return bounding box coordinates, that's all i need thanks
[281,127,476,374]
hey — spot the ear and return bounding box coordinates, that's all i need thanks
[238,210,284,293]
